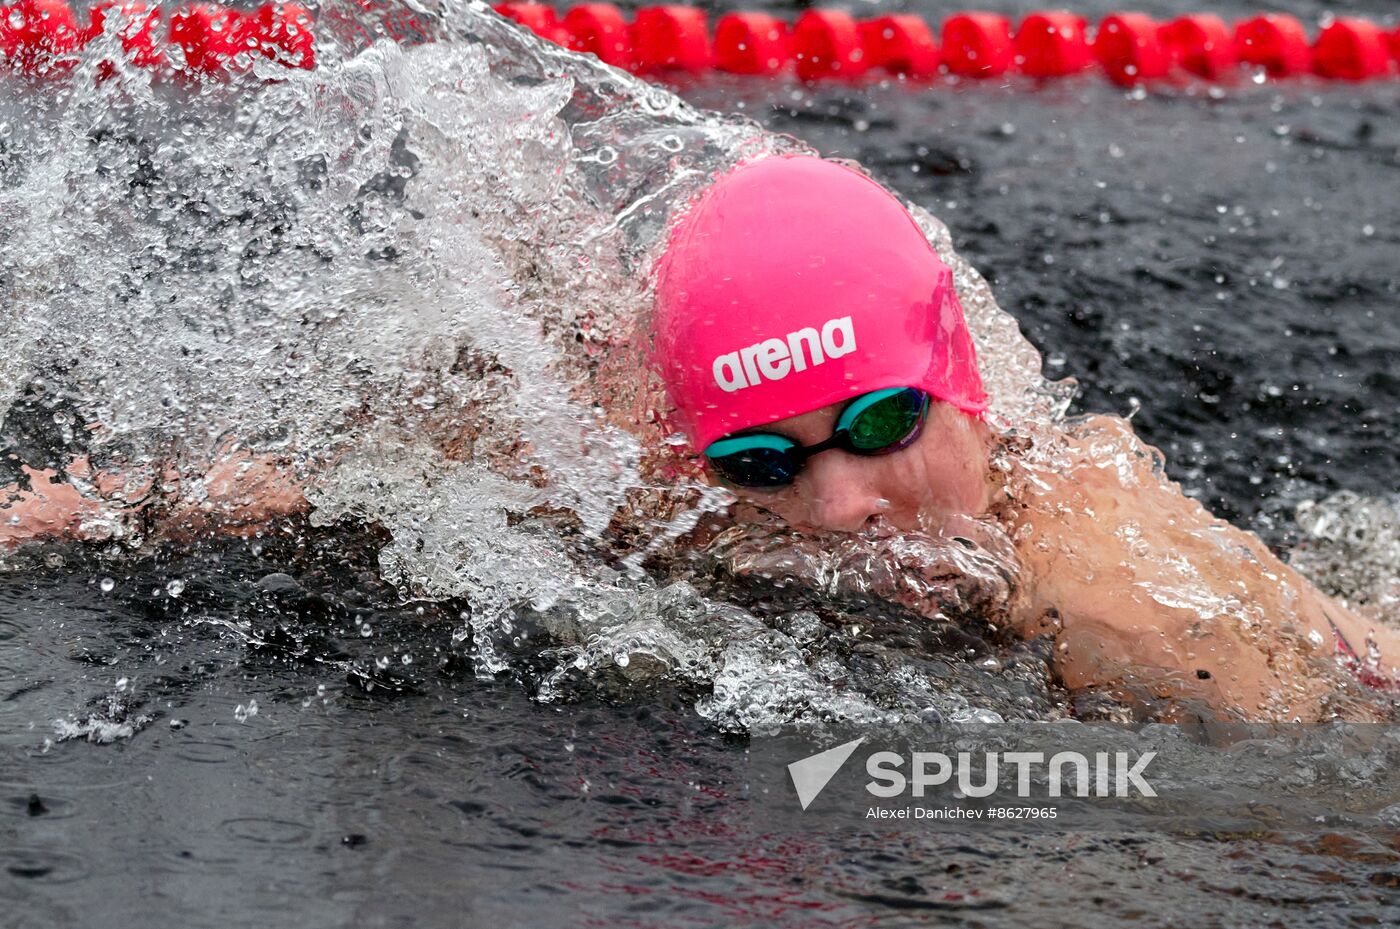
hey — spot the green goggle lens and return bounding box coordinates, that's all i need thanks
[838,387,929,451]
[703,388,930,490]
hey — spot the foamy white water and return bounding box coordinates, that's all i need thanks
[4,1,1391,730]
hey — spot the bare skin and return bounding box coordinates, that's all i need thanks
[0,445,308,547]
[713,400,1398,722]
[2,403,1393,720]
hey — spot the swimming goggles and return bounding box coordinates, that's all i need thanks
[702,387,930,489]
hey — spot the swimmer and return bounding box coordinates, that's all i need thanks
[648,154,1400,722]
[2,154,1395,721]
[0,444,308,545]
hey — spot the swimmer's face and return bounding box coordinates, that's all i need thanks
[709,400,995,535]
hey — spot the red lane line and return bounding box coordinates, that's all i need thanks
[5,5,1397,88]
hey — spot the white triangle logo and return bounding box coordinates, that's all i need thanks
[787,737,866,811]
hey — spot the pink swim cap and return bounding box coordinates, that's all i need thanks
[650,154,988,452]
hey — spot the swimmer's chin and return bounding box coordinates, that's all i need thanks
[703,515,1024,626]
[725,497,971,542]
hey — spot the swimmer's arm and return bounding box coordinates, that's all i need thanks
[0,450,308,548]
[156,449,310,540]
[1017,552,1345,722]
[0,461,119,547]
[1218,517,1394,674]
[1007,414,1395,720]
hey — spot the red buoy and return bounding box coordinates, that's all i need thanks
[493,2,565,44]
[168,3,251,73]
[713,11,788,75]
[1095,12,1168,85]
[243,4,314,70]
[859,14,939,78]
[1312,17,1390,81]
[6,0,82,71]
[631,5,710,73]
[1015,11,1091,78]
[1160,13,1234,80]
[0,11,16,62]
[941,12,1012,78]
[1234,14,1310,77]
[561,3,631,69]
[86,1,165,71]
[792,9,867,80]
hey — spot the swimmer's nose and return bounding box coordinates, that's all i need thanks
[800,452,887,533]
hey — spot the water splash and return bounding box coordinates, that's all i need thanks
[20,1,1359,730]
[1292,492,1400,625]
[53,679,153,744]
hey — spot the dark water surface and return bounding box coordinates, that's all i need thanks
[5,3,1400,927]
[6,538,1400,929]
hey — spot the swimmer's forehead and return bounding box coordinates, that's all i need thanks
[726,400,842,437]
